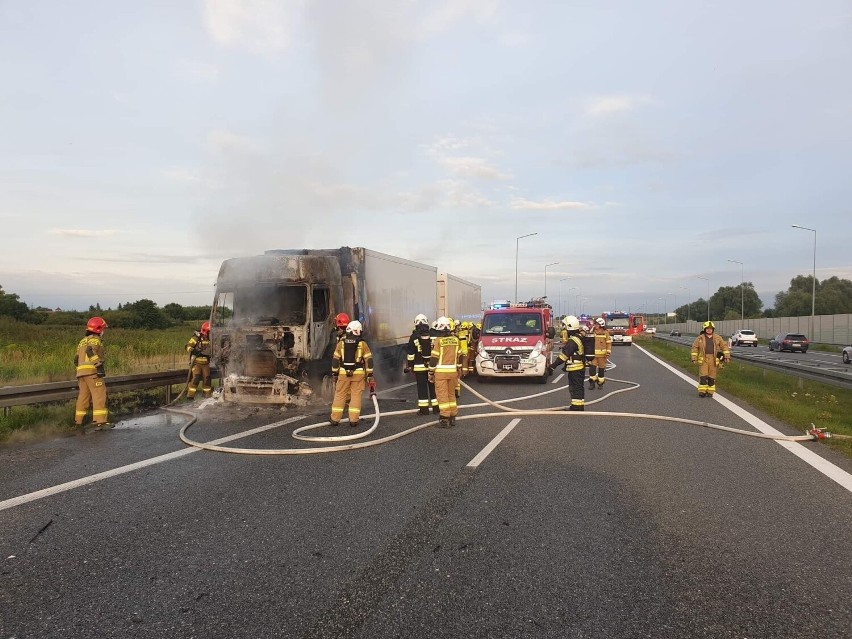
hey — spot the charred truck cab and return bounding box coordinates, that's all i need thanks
[210,247,454,404]
[474,300,556,384]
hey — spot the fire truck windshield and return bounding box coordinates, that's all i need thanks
[483,313,542,335]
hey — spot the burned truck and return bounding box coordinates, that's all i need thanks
[210,247,451,404]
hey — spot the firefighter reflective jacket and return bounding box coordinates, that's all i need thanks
[691,332,729,363]
[429,334,462,375]
[593,328,613,357]
[555,335,585,372]
[75,335,105,378]
[406,330,433,372]
[186,332,212,363]
[332,336,374,377]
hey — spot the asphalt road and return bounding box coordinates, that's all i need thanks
[2,345,851,639]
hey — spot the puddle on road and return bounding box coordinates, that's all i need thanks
[115,412,184,430]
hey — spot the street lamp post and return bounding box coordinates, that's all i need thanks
[515,232,538,304]
[791,225,817,339]
[680,286,689,323]
[727,259,744,323]
[544,262,558,299]
[559,278,570,316]
[668,293,676,324]
[696,276,710,321]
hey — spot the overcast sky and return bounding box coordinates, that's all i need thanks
[1,0,850,317]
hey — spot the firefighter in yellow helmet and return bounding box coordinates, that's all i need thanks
[74,317,111,430]
[186,321,212,399]
[405,314,437,415]
[589,317,612,389]
[429,316,463,427]
[690,320,730,397]
[329,320,374,428]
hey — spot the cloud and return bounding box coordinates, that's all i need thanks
[176,59,220,83]
[50,229,119,238]
[585,94,653,116]
[417,0,500,38]
[202,0,301,53]
[207,129,258,155]
[164,167,203,183]
[510,198,593,210]
[440,156,511,180]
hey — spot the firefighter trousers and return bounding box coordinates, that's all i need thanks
[567,369,585,408]
[330,374,366,424]
[433,371,459,418]
[75,374,108,425]
[414,370,437,409]
[188,361,212,398]
[590,356,607,384]
[697,359,720,395]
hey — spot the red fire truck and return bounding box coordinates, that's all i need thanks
[601,311,645,346]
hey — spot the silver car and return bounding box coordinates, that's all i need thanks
[843,345,852,364]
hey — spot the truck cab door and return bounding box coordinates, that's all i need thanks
[311,286,331,359]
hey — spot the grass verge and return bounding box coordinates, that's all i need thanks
[636,336,852,458]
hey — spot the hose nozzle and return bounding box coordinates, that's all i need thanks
[807,423,831,440]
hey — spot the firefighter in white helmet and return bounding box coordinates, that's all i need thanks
[547,315,586,410]
[329,320,374,427]
[405,314,438,415]
[589,317,612,389]
[74,317,111,430]
[690,320,730,397]
[428,316,463,427]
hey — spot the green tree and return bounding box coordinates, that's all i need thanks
[163,303,186,322]
[121,299,173,330]
[0,285,44,323]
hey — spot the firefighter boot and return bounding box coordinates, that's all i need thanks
[418,407,430,416]
[349,420,359,428]
[588,377,595,390]
[568,405,585,412]
[432,406,441,414]
[449,416,456,427]
[329,420,340,427]
[437,418,450,428]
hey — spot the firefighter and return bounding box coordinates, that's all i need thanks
[547,315,585,410]
[186,321,212,399]
[690,320,730,397]
[579,321,596,389]
[405,314,438,415]
[329,320,374,427]
[428,316,463,428]
[589,317,613,389]
[74,317,111,430]
[467,321,482,374]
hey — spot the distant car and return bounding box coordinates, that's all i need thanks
[670,329,681,336]
[769,333,809,353]
[645,327,657,334]
[843,345,852,364]
[731,329,758,347]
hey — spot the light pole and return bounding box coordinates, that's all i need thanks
[667,293,676,324]
[544,262,558,299]
[515,232,538,304]
[727,259,744,323]
[658,297,663,325]
[696,276,710,321]
[791,225,817,339]
[559,278,570,316]
[680,286,689,323]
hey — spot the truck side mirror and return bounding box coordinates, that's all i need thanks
[547,326,556,339]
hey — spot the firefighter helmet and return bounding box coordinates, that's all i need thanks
[703,320,715,331]
[595,317,606,328]
[460,320,473,330]
[561,315,580,331]
[346,320,363,336]
[435,316,451,331]
[200,321,210,336]
[414,314,428,326]
[335,312,350,329]
[86,317,108,335]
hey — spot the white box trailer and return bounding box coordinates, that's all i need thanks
[210,247,445,403]
[437,272,482,324]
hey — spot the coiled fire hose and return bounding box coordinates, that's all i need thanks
[169,368,840,456]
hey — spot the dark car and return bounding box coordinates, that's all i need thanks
[670,329,681,336]
[769,333,810,353]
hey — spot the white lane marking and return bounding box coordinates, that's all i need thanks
[0,415,306,512]
[467,419,522,469]
[551,373,565,383]
[636,345,852,494]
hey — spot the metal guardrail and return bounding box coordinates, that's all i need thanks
[651,335,852,389]
[0,370,194,409]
